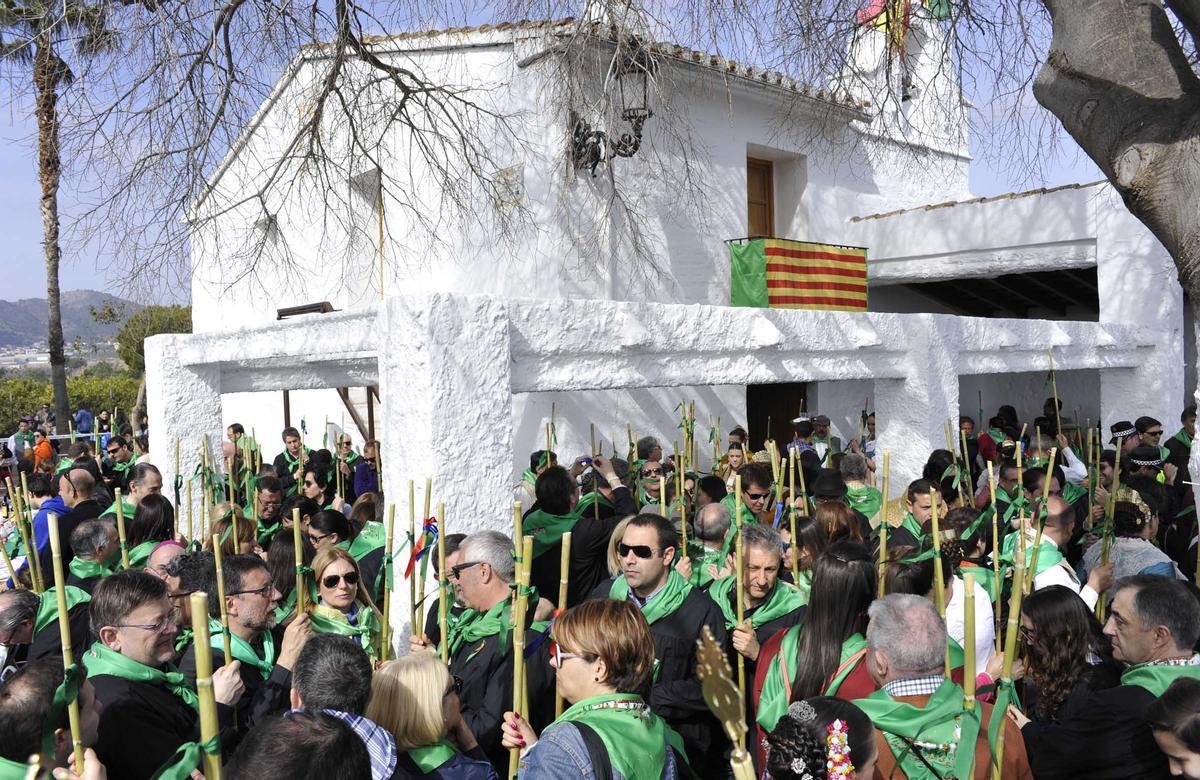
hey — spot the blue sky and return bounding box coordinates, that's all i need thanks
[0,74,1104,305]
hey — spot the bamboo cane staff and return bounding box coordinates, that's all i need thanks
[1097,438,1124,621]
[788,456,799,577]
[992,548,1027,780]
[930,493,946,617]
[1015,446,1026,564]
[545,422,552,462]
[677,442,688,552]
[944,419,955,453]
[554,531,573,718]
[211,536,233,666]
[659,475,668,519]
[1048,349,1063,437]
[9,480,38,591]
[963,571,977,711]
[878,452,891,598]
[227,462,239,552]
[689,401,697,468]
[734,524,746,751]
[714,415,721,466]
[987,461,1002,653]
[591,424,600,524]
[416,477,433,620]
[46,512,85,771]
[115,488,130,571]
[381,504,396,663]
[186,480,194,544]
[508,536,532,780]
[0,538,17,588]
[293,508,306,615]
[796,455,809,517]
[437,502,449,663]
[409,481,418,633]
[961,428,976,501]
[174,434,180,498]
[1025,448,1058,593]
[18,473,43,590]
[775,458,788,523]
[1085,427,1096,530]
[190,592,223,780]
[225,457,234,509]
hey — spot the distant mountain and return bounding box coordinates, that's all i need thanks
[0,290,143,350]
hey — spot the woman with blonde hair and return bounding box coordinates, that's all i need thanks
[605,517,634,576]
[309,545,385,658]
[204,503,259,557]
[501,599,689,779]
[367,653,498,779]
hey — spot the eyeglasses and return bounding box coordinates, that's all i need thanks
[443,675,463,698]
[228,582,275,598]
[449,561,483,578]
[168,589,195,602]
[618,542,656,559]
[641,468,664,477]
[307,532,332,545]
[322,572,359,589]
[303,480,318,488]
[550,640,596,667]
[744,491,771,501]
[116,607,180,634]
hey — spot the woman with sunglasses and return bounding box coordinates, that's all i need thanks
[308,508,387,602]
[501,599,689,779]
[367,653,498,779]
[308,546,385,659]
[1007,584,1163,779]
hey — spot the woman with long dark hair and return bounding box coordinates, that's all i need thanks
[765,697,877,780]
[125,493,175,569]
[1009,584,1166,778]
[751,540,876,768]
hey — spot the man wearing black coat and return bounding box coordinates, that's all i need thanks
[33,468,103,589]
[0,587,92,677]
[588,512,729,777]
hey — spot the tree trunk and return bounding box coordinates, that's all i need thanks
[34,34,69,431]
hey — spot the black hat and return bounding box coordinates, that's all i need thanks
[1128,445,1164,469]
[1109,420,1136,444]
[810,469,847,500]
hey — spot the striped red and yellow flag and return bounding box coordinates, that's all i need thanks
[730,238,868,311]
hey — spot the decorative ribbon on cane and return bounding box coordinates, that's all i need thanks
[405,516,438,579]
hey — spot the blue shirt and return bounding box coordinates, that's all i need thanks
[73,409,93,434]
[519,721,679,780]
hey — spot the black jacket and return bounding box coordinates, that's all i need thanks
[178,624,292,743]
[90,670,234,778]
[390,744,497,780]
[37,499,103,588]
[588,576,730,777]
[28,600,92,664]
[1020,665,1168,779]
[723,586,805,731]
[272,451,309,496]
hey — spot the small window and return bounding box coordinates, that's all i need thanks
[747,157,775,238]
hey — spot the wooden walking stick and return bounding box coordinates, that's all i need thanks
[190,592,223,780]
[992,548,1027,780]
[788,456,799,577]
[508,536,533,780]
[1096,437,1123,621]
[555,531,573,718]
[930,493,946,617]
[211,536,233,666]
[115,488,130,570]
[963,572,977,711]
[292,508,306,615]
[734,525,746,751]
[46,513,85,771]
[1025,448,1058,593]
[437,503,449,663]
[381,504,396,662]
[878,452,890,598]
[987,461,1002,653]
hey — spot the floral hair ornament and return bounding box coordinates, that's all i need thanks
[826,719,855,778]
[787,700,818,723]
[788,755,813,780]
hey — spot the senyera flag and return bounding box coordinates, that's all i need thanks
[729,238,868,311]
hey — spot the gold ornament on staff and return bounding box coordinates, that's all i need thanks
[381,504,396,663]
[115,488,130,571]
[190,592,224,780]
[46,513,85,771]
[555,531,573,718]
[695,626,755,780]
[211,535,233,666]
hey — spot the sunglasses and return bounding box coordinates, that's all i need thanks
[1146,430,1163,437]
[618,542,656,559]
[449,561,483,578]
[322,572,359,589]
[106,448,121,456]
[642,468,664,477]
[744,491,771,501]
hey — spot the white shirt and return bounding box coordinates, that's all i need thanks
[1034,556,1099,610]
[946,574,995,669]
[1059,446,1089,485]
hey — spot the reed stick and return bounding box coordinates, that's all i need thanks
[46,513,85,771]
[190,592,223,779]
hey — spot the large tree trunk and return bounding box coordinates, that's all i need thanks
[34,34,69,432]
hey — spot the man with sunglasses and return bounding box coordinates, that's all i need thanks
[178,554,312,741]
[590,512,728,771]
[86,570,245,777]
[720,461,774,529]
[98,435,134,494]
[637,459,667,507]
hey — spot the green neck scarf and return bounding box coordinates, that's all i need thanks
[209,617,276,680]
[688,545,728,589]
[1061,481,1089,507]
[900,512,924,540]
[0,756,27,780]
[408,741,458,773]
[524,507,582,558]
[556,694,687,780]
[1120,658,1200,696]
[1172,428,1194,449]
[793,569,812,604]
[273,589,297,625]
[986,427,1008,445]
[125,540,158,571]
[846,484,883,519]
[709,577,804,631]
[34,586,91,634]
[149,734,221,780]
[577,491,614,513]
[174,627,194,653]
[282,448,308,471]
[522,469,537,487]
[256,519,281,545]
[348,521,387,560]
[854,678,982,780]
[100,498,137,520]
[447,597,511,659]
[84,642,198,711]
[609,569,692,626]
[756,629,867,732]
[309,604,379,656]
[68,556,113,582]
[1000,531,1063,576]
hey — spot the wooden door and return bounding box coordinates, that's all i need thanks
[746,382,808,453]
[747,157,775,238]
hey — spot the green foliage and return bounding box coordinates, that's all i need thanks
[0,370,139,435]
[116,305,191,374]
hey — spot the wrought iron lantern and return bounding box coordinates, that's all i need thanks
[572,37,656,175]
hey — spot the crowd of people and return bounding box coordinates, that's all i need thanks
[1,402,1200,779]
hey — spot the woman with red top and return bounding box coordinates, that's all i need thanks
[751,540,877,769]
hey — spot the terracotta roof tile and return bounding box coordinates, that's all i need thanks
[848,180,1107,222]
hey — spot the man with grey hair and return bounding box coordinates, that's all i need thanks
[687,501,732,589]
[66,519,119,594]
[0,580,92,679]
[841,453,882,523]
[854,594,1032,779]
[410,529,551,771]
[710,522,804,727]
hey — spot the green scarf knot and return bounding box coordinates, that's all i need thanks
[84,642,198,711]
[709,577,804,631]
[555,693,689,780]
[608,569,692,626]
[854,678,982,780]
